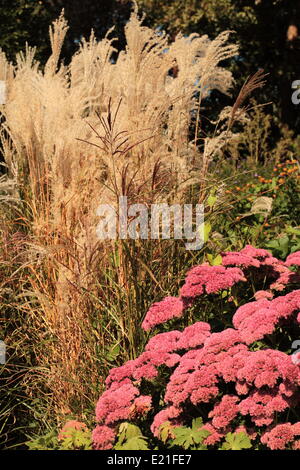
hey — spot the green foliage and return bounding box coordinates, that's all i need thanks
[266,228,300,260]
[203,222,212,243]
[115,423,149,450]
[160,418,210,450]
[207,253,223,266]
[27,427,92,450]
[59,428,92,450]
[27,430,59,450]
[221,432,252,451]
[106,342,121,363]
[148,420,253,451]
[213,155,300,253]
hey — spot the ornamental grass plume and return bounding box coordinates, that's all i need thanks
[0,3,240,416]
[93,245,300,450]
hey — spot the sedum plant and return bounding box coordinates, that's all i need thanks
[93,245,300,450]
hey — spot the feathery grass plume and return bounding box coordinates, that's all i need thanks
[228,69,268,132]
[45,10,69,76]
[0,4,240,420]
[0,49,14,92]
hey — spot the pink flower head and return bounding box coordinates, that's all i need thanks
[236,306,278,344]
[254,290,274,300]
[164,329,243,408]
[145,322,211,352]
[240,245,271,260]
[151,406,182,438]
[233,299,270,330]
[177,322,211,349]
[203,328,242,357]
[222,251,260,268]
[233,290,300,344]
[145,330,182,353]
[285,251,300,267]
[131,351,180,381]
[261,423,295,450]
[180,265,246,299]
[129,395,152,418]
[142,297,184,331]
[237,349,299,389]
[92,425,116,450]
[238,388,291,426]
[208,395,239,429]
[96,382,140,425]
[202,423,227,445]
[105,362,134,388]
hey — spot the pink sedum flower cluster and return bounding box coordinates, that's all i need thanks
[142,297,184,331]
[92,425,116,450]
[286,252,300,267]
[233,290,300,344]
[261,422,300,450]
[180,265,246,299]
[93,246,300,450]
[141,245,300,333]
